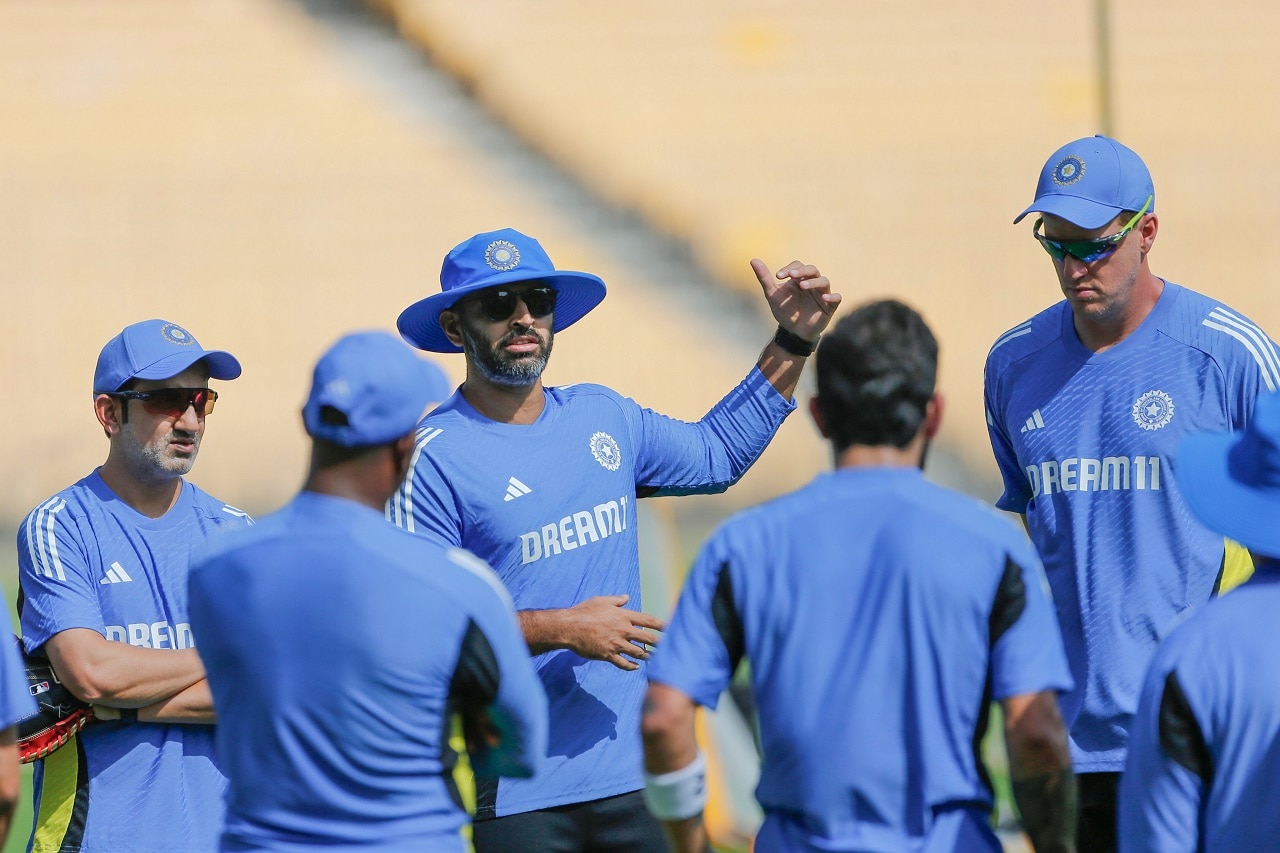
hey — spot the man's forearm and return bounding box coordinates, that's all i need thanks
[1012,766,1078,853]
[139,678,216,724]
[518,609,570,655]
[46,628,206,706]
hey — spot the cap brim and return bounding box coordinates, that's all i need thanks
[132,350,243,383]
[1012,195,1124,230]
[1178,431,1280,557]
[398,270,607,353]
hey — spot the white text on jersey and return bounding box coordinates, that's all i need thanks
[1025,455,1161,497]
[520,496,629,564]
[105,621,195,649]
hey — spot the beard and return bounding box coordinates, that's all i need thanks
[122,426,201,483]
[460,317,554,387]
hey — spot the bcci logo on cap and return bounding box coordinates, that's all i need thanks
[1052,155,1086,187]
[485,240,521,272]
[160,323,196,346]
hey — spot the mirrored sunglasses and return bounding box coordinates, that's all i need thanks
[468,286,557,322]
[108,387,218,417]
[1033,195,1153,264]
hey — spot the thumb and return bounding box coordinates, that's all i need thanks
[603,594,630,607]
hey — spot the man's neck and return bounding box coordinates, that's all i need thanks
[97,460,183,519]
[834,442,924,470]
[460,376,547,425]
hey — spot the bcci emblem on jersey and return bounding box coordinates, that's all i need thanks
[590,431,622,471]
[1132,390,1175,431]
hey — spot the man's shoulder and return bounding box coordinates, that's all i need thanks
[1158,282,1278,364]
[184,481,254,527]
[891,474,1031,552]
[547,382,627,408]
[985,302,1067,373]
[18,473,101,538]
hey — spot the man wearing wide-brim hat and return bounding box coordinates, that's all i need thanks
[390,227,840,851]
[1119,391,1280,851]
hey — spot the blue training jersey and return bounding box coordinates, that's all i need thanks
[388,367,794,818]
[189,491,547,852]
[17,470,252,853]
[648,467,1073,852]
[984,282,1278,772]
[0,594,37,729]
[1118,566,1280,852]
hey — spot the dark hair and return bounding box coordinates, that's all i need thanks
[311,436,386,469]
[814,299,938,451]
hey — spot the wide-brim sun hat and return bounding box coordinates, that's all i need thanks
[398,228,607,353]
[93,319,241,394]
[1178,391,1280,559]
[1013,134,1156,231]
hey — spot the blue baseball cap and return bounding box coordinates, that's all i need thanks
[93,319,241,394]
[1014,134,1156,230]
[303,331,451,448]
[1178,392,1280,558]
[398,227,607,353]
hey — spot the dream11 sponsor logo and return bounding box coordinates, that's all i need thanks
[519,496,630,564]
[105,621,195,649]
[1025,455,1161,497]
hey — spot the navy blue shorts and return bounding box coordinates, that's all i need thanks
[471,790,667,853]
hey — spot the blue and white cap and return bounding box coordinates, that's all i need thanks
[93,319,241,394]
[1014,134,1155,230]
[303,331,451,448]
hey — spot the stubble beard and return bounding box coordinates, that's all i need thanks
[461,318,554,388]
[123,426,201,483]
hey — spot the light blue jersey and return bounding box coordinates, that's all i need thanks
[648,467,1073,851]
[17,470,252,853]
[189,491,547,852]
[0,599,37,729]
[389,368,794,818]
[1119,566,1280,852]
[984,282,1278,772]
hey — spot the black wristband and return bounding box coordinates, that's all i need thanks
[119,707,138,722]
[773,325,819,357]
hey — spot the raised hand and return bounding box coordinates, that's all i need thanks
[752,258,842,342]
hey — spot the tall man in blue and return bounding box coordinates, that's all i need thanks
[984,134,1280,851]
[392,227,841,851]
[17,318,249,852]
[1119,391,1280,852]
[189,331,547,852]
[645,301,1077,853]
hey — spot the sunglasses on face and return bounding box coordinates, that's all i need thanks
[465,286,557,322]
[107,387,218,417]
[1033,195,1153,264]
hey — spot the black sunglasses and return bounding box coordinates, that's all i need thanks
[107,387,218,417]
[465,286,557,322]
